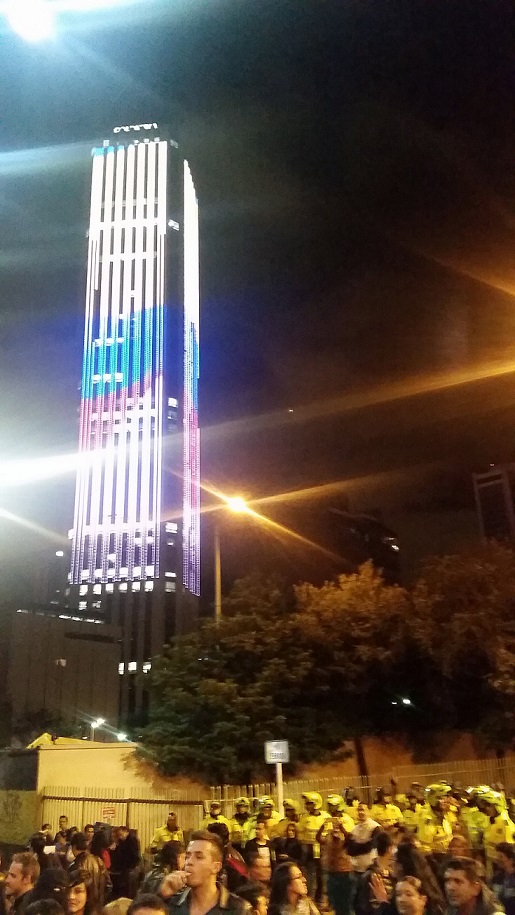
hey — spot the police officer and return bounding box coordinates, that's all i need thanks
[417,783,453,859]
[228,798,251,852]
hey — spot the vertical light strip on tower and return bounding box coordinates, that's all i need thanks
[183,161,200,596]
[70,136,167,589]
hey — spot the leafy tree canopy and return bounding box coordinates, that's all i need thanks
[140,544,515,783]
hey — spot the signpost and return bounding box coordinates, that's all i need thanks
[264,740,289,817]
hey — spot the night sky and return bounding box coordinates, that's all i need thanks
[2,0,515,601]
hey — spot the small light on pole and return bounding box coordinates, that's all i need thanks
[116,732,128,742]
[402,698,412,706]
[90,717,105,741]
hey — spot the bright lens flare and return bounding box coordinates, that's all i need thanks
[0,452,85,488]
[6,0,56,41]
[225,496,250,513]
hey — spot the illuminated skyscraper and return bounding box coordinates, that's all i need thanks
[69,124,200,719]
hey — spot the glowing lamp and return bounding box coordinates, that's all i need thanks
[6,0,56,42]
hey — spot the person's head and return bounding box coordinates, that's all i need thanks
[283,799,299,822]
[29,835,46,858]
[83,826,94,844]
[184,831,223,889]
[118,826,130,841]
[157,841,184,871]
[497,843,515,873]
[375,788,386,806]
[6,853,40,899]
[327,794,344,816]
[255,820,268,841]
[166,812,177,831]
[126,895,168,915]
[376,831,393,861]
[235,882,268,915]
[448,836,470,857]
[285,823,297,839]
[70,833,87,856]
[357,803,369,822]
[395,878,427,915]
[207,822,230,847]
[406,793,418,811]
[89,830,108,859]
[42,824,52,835]
[59,816,69,831]
[209,802,222,818]
[302,792,322,816]
[66,828,79,843]
[235,798,250,816]
[68,869,91,915]
[31,868,70,907]
[26,900,65,915]
[444,858,483,908]
[270,862,307,908]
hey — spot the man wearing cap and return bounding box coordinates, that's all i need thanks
[151,813,184,852]
[274,799,301,840]
[229,798,251,853]
[202,802,230,831]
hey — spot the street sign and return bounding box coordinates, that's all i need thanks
[101,805,116,821]
[264,740,289,764]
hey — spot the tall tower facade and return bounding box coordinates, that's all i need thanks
[69,124,200,720]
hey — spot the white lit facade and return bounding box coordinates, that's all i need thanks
[69,125,200,719]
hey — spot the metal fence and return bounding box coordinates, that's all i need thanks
[209,754,515,816]
[40,754,515,849]
[40,787,205,855]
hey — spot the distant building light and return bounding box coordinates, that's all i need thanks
[55,550,64,557]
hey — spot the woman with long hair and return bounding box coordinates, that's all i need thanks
[67,869,95,915]
[394,878,428,915]
[273,823,304,866]
[89,833,111,872]
[393,841,445,915]
[370,875,429,915]
[268,861,319,915]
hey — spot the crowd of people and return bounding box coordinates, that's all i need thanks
[1,780,514,915]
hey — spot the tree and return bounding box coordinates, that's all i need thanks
[140,565,406,782]
[409,542,515,749]
[140,546,515,784]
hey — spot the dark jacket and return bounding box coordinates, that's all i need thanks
[168,885,249,915]
[12,891,34,915]
[111,835,141,872]
[273,836,304,865]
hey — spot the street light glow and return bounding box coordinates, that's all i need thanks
[226,496,249,513]
[91,717,105,728]
[402,698,412,706]
[117,732,128,741]
[6,0,56,42]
